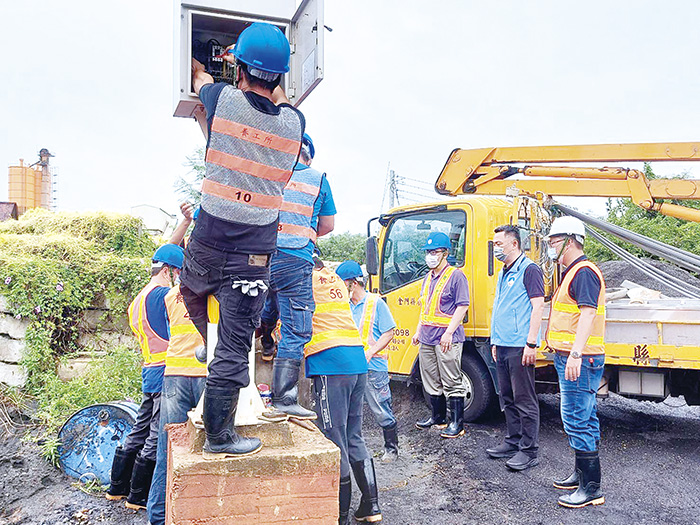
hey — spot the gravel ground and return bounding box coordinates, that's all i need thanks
[598,259,700,297]
[2,383,699,525]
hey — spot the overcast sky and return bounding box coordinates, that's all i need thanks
[2,1,700,233]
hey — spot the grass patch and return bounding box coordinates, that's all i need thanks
[34,345,142,434]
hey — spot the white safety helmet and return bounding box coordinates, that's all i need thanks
[546,216,586,244]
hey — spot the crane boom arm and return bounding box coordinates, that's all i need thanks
[435,142,700,222]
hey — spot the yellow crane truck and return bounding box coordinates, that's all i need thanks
[365,142,700,420]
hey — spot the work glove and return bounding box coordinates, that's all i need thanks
[232,279,268,297]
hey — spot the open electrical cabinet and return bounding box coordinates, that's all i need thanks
[173,0,324,119]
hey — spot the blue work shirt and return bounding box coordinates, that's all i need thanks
[141,286,169,393]
[350,294,397,372]
[278,163,336,264]
[305,345,368,377]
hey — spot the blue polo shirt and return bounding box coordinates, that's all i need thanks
[278,164,336,264]
[349,294,396,372]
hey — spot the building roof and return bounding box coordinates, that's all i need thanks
[0,202,18,221]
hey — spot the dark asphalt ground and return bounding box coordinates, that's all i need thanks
[1,383,699,524]
[366,384,700,525]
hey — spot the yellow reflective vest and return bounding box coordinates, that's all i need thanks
[164,285,207,377]
[358,293,387,359]
[546,260,606,355]
[127,282,168,367]
[305,267,363,357]
[419,265,460,328]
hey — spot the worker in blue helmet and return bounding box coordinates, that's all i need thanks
[412,231,470,439]
[106,227,188,511]
[336,261,400,464]
[258,132,336,420]
[185,21,306,460]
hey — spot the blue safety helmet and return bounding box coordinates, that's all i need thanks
[421,232,451,251]
[336,260,364,281]
[233,22,290,74]
[302,133,315,159]
[152,244,185,269]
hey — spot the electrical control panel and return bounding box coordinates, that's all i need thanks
[174,0,324,119]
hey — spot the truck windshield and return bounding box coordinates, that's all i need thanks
[380,210,466,293]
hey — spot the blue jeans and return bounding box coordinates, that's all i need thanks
[364,369,397,429]
[554,352,605,452]
[260,251,314,360]
[147,375,206,525]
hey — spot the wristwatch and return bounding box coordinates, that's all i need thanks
[570,350,582,359]
[526,342,537,349]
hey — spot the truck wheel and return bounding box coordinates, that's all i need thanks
[461,352,497,422]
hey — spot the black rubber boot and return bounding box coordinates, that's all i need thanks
[260,321,276,362]
[202,387,262,460]
[338,475,352,525]
[271,358,316,419]
[381,422,399,462]
[351,459,382,523]
[440,396,465,438]
[558,450,605,508]
[105,446,137,500]
[125,456,156,510]
[553,452,579,490]
[415,394,447,429]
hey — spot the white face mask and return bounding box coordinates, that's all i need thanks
[493,246,507,262]
[425,253,442,269]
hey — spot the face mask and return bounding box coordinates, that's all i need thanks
[425,253,441,269]
[548,240,567,262]
[493,246,507,262]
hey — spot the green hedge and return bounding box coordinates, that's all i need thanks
[0,209,155,394]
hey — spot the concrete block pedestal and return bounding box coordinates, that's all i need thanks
[166,419,340,524]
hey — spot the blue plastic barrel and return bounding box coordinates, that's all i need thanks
[57,401,139,485]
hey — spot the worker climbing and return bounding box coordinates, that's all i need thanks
[180,21,305,459]
[259,132,336,420]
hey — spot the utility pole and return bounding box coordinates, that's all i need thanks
[389,169,396,209]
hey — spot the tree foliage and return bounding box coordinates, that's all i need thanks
[317,232,366,264]
[175,148,205,204]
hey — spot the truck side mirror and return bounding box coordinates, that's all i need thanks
[366,236,379,275]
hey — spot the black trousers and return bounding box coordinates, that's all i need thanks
[122,392,160,461]
[496,346,540,457]
[180,237,269,390]
[313,374,370,478]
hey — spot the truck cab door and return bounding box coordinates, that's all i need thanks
[377,207,470,377]
[289,0,324,106]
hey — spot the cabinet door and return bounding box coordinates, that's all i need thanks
[289,0,324,106]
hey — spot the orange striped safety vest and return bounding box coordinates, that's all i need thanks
[163,285,207,377]
[358,293,387,359]
[546,260,606,355]
[201,86,303,226]
[419,265,460,328]
[305,267,363,357]
[127,282,169,367]
[277,165,324,248]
